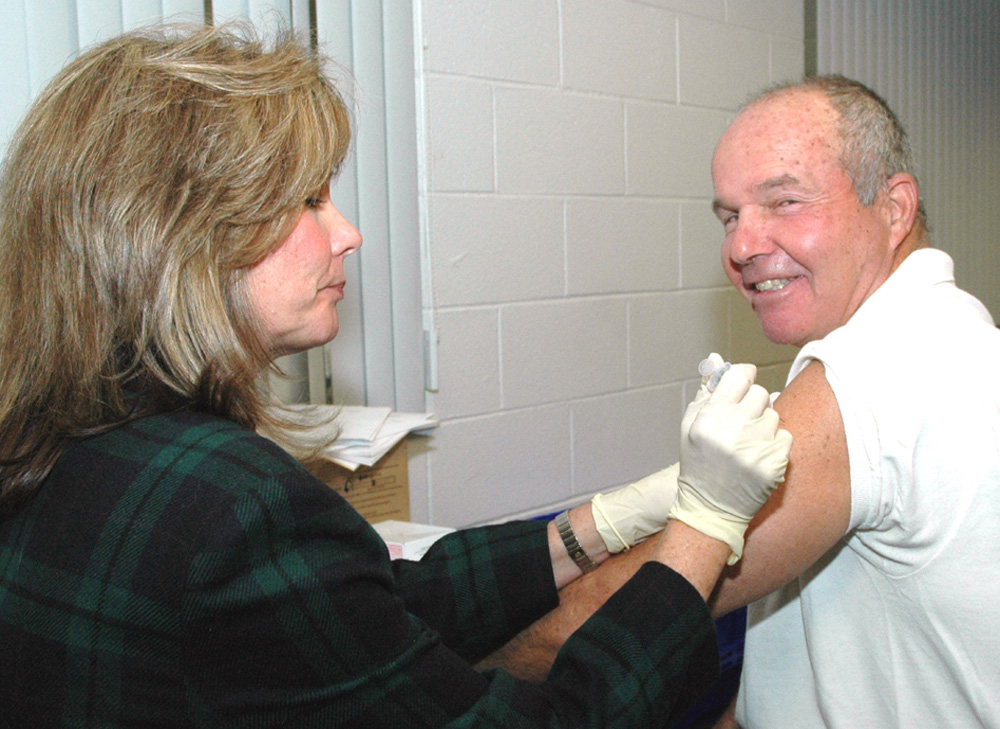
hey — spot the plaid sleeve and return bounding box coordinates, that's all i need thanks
[183,468,718,729]
[545,563,720,728]
[180,453,718,728]
[0,413,717,729]
[391,522,559,663]
[1,410,718,728]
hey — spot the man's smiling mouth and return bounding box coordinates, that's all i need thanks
[754,278,794,292]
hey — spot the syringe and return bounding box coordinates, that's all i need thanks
[698,355,731,393]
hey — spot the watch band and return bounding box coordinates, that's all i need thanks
[555,510,598,574]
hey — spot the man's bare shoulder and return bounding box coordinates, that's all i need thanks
[710,359,852,616]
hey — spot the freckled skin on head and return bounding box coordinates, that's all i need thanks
[711,90,898,347]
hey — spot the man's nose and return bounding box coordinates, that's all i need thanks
[727,209,773,265]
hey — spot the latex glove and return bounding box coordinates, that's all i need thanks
[669,364,793,564]
[591,463,679,553]
[589,354,764,554]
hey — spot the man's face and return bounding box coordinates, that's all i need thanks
[711,90,897,347]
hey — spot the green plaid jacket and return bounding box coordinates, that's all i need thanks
[0,411,718,728]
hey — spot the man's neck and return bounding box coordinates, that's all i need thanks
[890,225,930,275]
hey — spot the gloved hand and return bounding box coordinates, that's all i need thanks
[589,354,772,555]
[591,463,679,553]
[669,363,792,564]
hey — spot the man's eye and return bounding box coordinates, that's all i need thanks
[721,213,738,231]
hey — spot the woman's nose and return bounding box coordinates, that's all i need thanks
[327,203,363,257]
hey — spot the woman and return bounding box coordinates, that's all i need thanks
[0,24,789,728]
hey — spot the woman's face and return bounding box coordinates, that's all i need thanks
[246,187,362,356]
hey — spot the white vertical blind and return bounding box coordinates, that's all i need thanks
[315,0,367,406]
[0,4,30,155]
[348,1,396,407]
[0,0,423,410]
[816,0,1000,319]
[318,1,424,410]
[1,1,202,164]
[380,1,422,413]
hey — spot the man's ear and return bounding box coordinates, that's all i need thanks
[884,172,920,250]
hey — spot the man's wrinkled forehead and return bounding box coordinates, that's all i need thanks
[713,90,842,175]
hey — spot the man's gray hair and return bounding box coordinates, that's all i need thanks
[748,75,928,230]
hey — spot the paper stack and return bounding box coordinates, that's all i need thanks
[281,405,437,470]
[372,520,455,561]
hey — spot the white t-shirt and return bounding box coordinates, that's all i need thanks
[737,249,1000,728]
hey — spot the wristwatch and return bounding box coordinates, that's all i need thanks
[555,510,598,573]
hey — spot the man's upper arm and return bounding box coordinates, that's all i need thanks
[709,359,852,617]
[476,358,851,678]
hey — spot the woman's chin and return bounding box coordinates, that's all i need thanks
[269,324,339,359]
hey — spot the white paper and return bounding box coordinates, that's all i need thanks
[276,405,437,470]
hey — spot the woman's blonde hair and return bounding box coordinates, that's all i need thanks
[0,23,353,510]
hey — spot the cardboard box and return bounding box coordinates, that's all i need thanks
[307,439,410,523]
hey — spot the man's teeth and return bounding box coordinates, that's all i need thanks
[754,278,793,292]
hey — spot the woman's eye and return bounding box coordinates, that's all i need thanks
[305,197,321,209]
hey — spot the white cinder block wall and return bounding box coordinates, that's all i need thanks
[409,0,801,527]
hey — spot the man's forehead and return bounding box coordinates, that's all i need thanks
[723,87,831,139]
[714,92,841,176]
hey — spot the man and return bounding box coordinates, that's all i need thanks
[483,76,1000,728]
